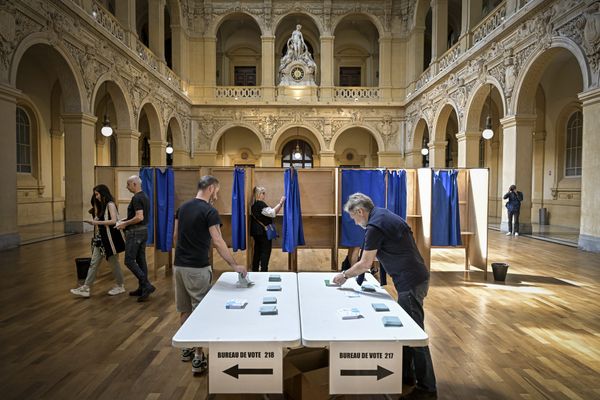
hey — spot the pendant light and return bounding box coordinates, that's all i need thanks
[100,81,113,137]
[482,84,494,140]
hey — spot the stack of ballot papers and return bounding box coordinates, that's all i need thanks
[236,273,255,288]
[361,283,377,292]
[324,279,340,287]
[225,299,248,309]
[262,296,277,304]
[382,316,403,327]
[337,308,363,320]
[267,284,282,291]
[259,305,278,315]
[268,275,281,282]
[371,303,390,312]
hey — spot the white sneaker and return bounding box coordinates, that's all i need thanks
[108,285,126,296]
[505,232,512,236]
[514,232,519,236]
[71,285,90,298]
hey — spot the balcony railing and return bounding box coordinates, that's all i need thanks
[438,43,461,73]
[215,86,262,100]
[334,87,381,101]
[91,1,126,45]
[473,1,507,45]
[415,66,432,91]
[136,41,159,71]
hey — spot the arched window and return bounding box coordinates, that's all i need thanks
[16,107,31,173]
[282,139,312,168]
[565,111,582,177]
[479,137,485,168]
[140,134,150,166]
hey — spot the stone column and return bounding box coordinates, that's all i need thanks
[0,85,20,249]
[261,35,276,101]
[500,115,535,234]
[531,130,546,218]
[456,130,480,167]
[320,36,335,101]
[260,151,276,167]
[578,88,600,251]
[171,24,186,78]
[428,140,447,168]
[173,149,190,166]
[62,113,97,233]
[148,0,166,61]
[319,151,336,167]
[194,150,218,165]
[459,0,482,51]
[49,128,65,221]
[431,0,448,62]
[116,129,140,166]
[379,36,393,100]
[405,150,423,168]
[408,27,426,91]
[149,139,167,166]
[115,0,137,46]
[489,139,501,217]
[204,36,217,98]
[378,152,403,168]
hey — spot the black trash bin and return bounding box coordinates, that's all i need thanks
[75,257,91,281]
[491,262,509,281]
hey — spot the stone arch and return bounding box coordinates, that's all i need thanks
[92,74,134,131]
[166,116,184,149]
[211,122,265,151]
[273,11,324,36]
[10,34,86,113]
[465,78,506,133]
[330,123,385,151]
[209,11,265,37]
[331,12,384,37]
[138,100,163,141]
[433,101,460,142]
[512,38,590,115]
[413,0,431,28]
[412,118,430,153]
[165,0,182,26]
[271,124,324,154]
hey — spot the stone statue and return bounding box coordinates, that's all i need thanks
[279,24,317,86]
[288,24,307,59]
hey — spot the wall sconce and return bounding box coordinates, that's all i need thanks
[482,84,494,140]
[421,146,429,156]
[293,141,302,160]
[166,143,174,154]
[100,81,113,137]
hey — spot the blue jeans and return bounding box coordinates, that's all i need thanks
[397,279,437,392]
[124,228,151,290]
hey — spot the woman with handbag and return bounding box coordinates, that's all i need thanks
[71,185,126,298]
[250,186,285,272]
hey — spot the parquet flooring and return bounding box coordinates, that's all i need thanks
[0,231,599,399]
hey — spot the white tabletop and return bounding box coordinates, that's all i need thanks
[172,272,301,348]
[297,272,429,347]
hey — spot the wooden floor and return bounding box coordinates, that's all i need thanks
[0,231,599,400]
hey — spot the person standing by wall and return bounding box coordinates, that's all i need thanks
[71,185,126,297]
[116,175,155,302]
[503,184,524,236]
[250,186,285,272]
[333,193,437,399]
[174,175,248,374]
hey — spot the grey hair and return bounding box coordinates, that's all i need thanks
[198,175,220,190]
[127,175,142,185]
[252,186,266,203]
[343,193,375,214]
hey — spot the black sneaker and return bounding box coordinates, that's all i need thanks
[191,353,208,374]
[137,285,156,302]
[129,288,142,296]
[181,348,195,362]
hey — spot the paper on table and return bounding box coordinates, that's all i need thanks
[337,307,363,320]
[225,299,248,309]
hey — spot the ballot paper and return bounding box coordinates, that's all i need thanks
[263,296,277,304]
[337,307,363,320]
[324,279,340,287]
[372,303,390,312]
[236,273,255,288]
[267,284,282,291]
[225,299,248,309]
[382,316,403,327]
[268,275,282,282]
[361,283,377,292]
[259,305,278,315]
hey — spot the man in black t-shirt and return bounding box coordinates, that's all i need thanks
[333,193,437,399]
[116,175,155,302]
[173,175,247,374]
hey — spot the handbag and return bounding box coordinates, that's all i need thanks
[105,202,126,254]
[252,214,278,240]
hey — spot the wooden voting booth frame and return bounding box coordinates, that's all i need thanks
[95,167,488,278]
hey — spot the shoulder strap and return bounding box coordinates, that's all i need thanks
[251,213,267,228]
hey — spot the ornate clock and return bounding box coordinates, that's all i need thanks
[291,66,305,81]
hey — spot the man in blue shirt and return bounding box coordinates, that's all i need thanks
[333,193,437,399]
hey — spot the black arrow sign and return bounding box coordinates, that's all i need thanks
[340,365,394,381]
[223,364,274,379]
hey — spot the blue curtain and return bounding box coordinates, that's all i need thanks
[282,168,305,252]
[231,167,246,252]
[155,168,175,252]
[387,170,407,219]
[139,167,154,245]
[431,170,461,246]
[341,170,386,247]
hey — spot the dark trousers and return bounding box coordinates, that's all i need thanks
[252,234,272,272]
[124,229,151,289]
[508,210,520,234]
[397,280,437,392]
